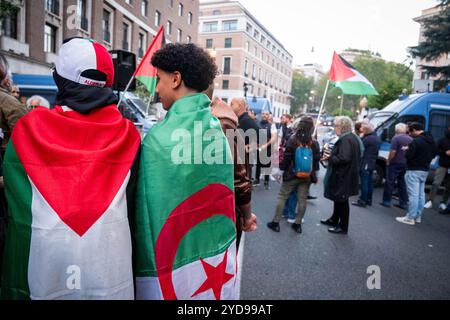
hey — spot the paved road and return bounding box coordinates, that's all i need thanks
[240,176,450,300]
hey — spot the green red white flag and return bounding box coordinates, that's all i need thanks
[134,26,165,98]
[134,93,238,300]
[1,106,141,300]
[330,52,379,96]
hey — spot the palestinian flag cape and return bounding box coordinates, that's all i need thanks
[330,52,379,96]
[135,94,237,300]
[134,26,165,97]
[1,105,141,300]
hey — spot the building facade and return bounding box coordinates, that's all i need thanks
[198,0,293,119]
[295,63,324,84]
[413,5,450,93]
[0,0,199,75]
[340,48,382,64]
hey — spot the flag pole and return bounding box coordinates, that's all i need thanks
[339,94,345,116]
[117,76,135,107]
[314,80,330,136]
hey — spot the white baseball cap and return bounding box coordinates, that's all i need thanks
[55,38,114,88]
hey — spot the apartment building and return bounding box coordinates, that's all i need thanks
[0,0,199,75]
[198,0,293,118]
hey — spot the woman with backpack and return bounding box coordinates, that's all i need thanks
[267,116,320,234]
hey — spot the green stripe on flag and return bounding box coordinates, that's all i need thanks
[333,81,379,96]
[135,94,235,278]
[136,76,158,96]
[1,142,33,300]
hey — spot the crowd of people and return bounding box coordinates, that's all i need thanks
[0,38,448,300]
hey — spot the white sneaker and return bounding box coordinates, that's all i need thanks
[424,201,433,209]
[415,217,422,224]
[287,219,296,224]
[396,216,415,226]
[302,218,305,224]
[439,203,447,211]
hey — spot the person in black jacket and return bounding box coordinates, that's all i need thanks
[396,122,437,226]
[353,122,380,208]
[425,127,450,211]
[321,116,363,234]
[267,116,320,234]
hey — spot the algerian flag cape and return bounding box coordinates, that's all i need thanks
[330,52,379,96]
[1,105,141,300]
[135,93,237,300]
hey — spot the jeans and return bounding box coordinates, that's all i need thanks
[428,166,450,206]
[360,169,374,205]
[272,179,310,225]
[283,191,298,219]
[383,163,408,207]
[405,170,429,220]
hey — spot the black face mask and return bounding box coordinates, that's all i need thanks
[53,72,118,114]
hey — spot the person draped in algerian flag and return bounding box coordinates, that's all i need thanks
[134,43,237,300]
[1,38,141,300]
[330,52,378,96]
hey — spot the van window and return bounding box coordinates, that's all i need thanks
[384,115,425,141]
[430,111,450,141]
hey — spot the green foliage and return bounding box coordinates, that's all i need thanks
[410,0,450,78]
[311,56,414,116]
[0,0,19,19]
[290,71,314,115]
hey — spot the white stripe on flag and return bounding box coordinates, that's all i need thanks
[136,240,237,300]
[27,173,134,300]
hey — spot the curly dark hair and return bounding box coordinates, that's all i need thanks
[151,43,218,92]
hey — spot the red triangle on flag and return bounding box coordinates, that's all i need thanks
[329,52,356,83]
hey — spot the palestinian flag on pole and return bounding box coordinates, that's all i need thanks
[134,26,165,98]
[1,106,141,300]
[135,94,237,300]
[330,51,379,95]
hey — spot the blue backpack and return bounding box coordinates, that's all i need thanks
[294,145,313,179]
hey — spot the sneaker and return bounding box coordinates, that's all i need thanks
[424,201,433,209]
[287,219,296,224]
[415,217,422,224]
[439,203,447,211]
[396,216,415,226]
[252,180,260,187]
[302,218,305,224]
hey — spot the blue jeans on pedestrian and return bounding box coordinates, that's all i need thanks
[405,170,429,220]
[383,163,408,207]
[360,169,374,205]
[283,190,297,219]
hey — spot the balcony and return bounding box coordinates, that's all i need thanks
[0,36,29,56]
[45,52,58,65]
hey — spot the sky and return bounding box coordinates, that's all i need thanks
[201,0,439,71]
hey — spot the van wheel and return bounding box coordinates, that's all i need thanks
[373,164,384,188]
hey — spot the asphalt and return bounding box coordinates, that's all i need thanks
[240,175,450,300]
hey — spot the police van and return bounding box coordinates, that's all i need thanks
[367,89,450,186]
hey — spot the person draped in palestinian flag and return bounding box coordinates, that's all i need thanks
[1,38,141,300]
[134,43,237,300]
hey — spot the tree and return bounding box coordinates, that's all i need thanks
[410,0,450,79]
[290,71,314,115]
[352,57,413,109]
[0,0,19,20]
[312,55,414,116]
